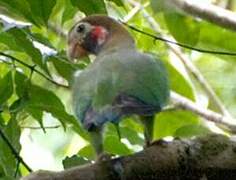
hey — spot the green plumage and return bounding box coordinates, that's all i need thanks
[72,48,169,129]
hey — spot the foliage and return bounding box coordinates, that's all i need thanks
[0,0,235,178]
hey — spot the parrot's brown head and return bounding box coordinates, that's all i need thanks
[67,15,135,61]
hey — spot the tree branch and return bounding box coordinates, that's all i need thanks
[169,0,236,32]
[170,91,236,132]
[21,134,236,180]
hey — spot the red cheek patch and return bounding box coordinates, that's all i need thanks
[91,26,108,45]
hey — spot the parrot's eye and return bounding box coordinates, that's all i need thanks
[76,24,85,33]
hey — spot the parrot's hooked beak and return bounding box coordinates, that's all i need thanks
[67,39,88,62]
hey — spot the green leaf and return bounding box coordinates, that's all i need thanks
[0,71,13,105]
[107,0,124,6]
[78,145,96,160]
[197,21,236,61]
[14,71,88,138]
[164,13,200,46]
[49,56,77,83]
[26,0,56,26]
[63,155,90,169]
[26,107,44,130]
[31,33,55,49]
[1,27,49,73]
[154,110,200,139]
[13,72,43,124]
[70,0,107,15]
[0,116,21,176]
[62,0,77,24]
[174,125,210,138]
[0,165,5,177]
[0,110,10,125]
[7,28,45,69]
[151,0,201,46]
[165,62,195,100]
[14,71,29,98]
[104,135,131,155]
[150,0,171,12]
[26,85,68,128]
[0,115,3,126]
[0,32,21,52]
[121,117,143,133]
[0,0,36,24]
[9,98,27,115]
[0,27,46,71]
[0,176,15,180]
[120,127,143,145]
[195,55,236,114]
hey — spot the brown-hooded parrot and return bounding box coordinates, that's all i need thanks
[67,15,169,158]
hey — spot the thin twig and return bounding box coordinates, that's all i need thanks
[122,22,236,56]
[0,52,69,89]
[170,91,236,133]
[0,128,32,172]
[20,125,61,129]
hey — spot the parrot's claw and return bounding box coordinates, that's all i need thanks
[144,139,168,148]
[149,139,168,147]
[96,152,112,162]
[144,140,151,148]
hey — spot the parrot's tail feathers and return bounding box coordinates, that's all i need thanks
[114,94,161,116]
[83,107,121,131]
[82,94,161,131]
[83,107,99,131]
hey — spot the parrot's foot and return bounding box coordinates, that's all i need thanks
[144,139,168,148]
[144,140,152,148]
[96,152,112,162]
[150,139,168,147]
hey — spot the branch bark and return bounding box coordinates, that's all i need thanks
[21,134,236,180]
[169,0,236,32]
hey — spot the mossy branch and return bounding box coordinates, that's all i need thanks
[21,134,236,180]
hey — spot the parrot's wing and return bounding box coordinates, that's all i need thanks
[72,49,169,130]
[114,94,161,115]
[80,94,160,130]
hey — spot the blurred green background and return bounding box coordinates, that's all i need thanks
[0,0,236,178]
